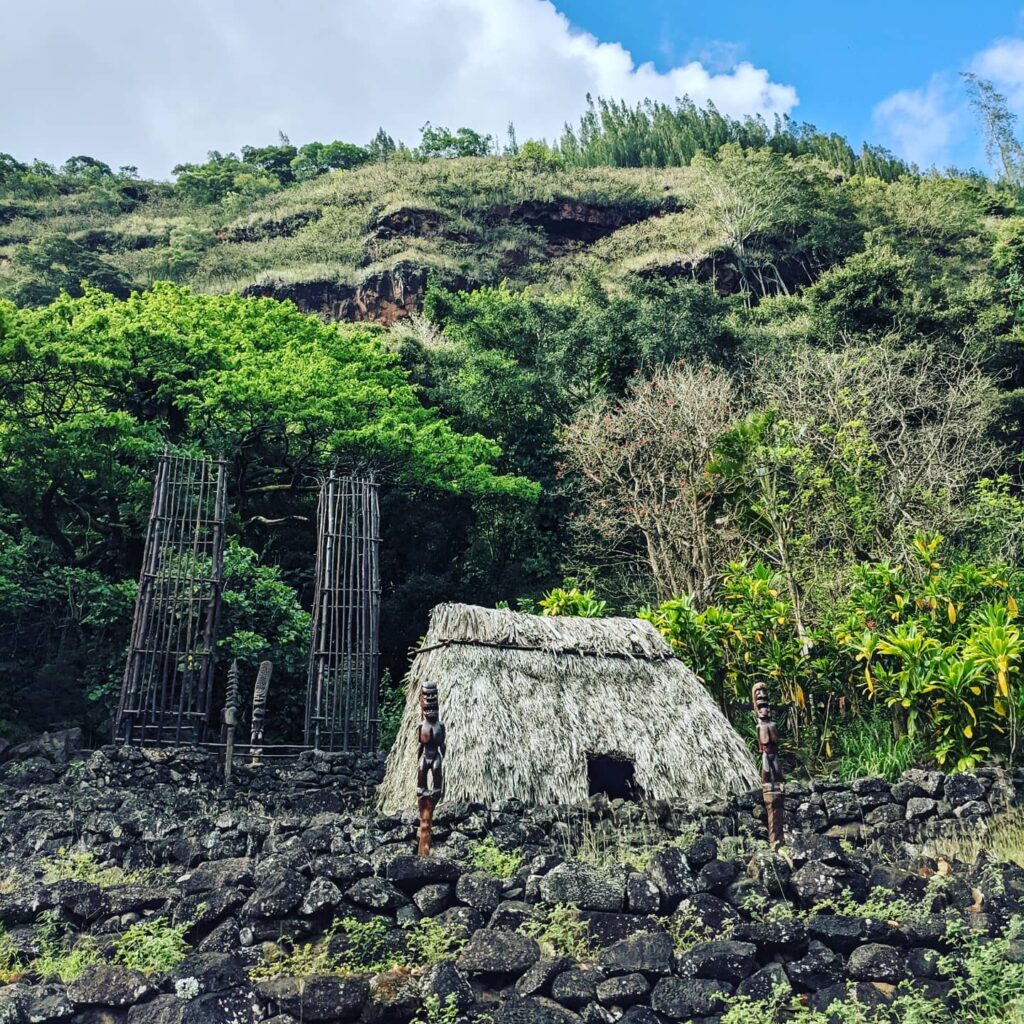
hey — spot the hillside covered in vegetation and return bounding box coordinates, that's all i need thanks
[2,95,1024,782]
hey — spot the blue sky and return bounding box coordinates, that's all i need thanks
[555,0,1024,170]
[3,0,1024,177]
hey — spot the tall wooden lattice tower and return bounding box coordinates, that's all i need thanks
[114,450,227,745]
[305,473,382,752]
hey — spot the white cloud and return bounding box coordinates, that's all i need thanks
[0,0,797,179]
[972,37,1024,106]
[872,33,1024,171]
[872,76,962,169]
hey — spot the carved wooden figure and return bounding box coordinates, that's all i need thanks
[248,660,273,767]
[416,682,445,855]
[751,680,785,847]
[222,660,240,785]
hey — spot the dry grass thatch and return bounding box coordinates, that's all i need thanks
[378,603,758,811]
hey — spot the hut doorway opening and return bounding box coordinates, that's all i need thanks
[587,753,637,799]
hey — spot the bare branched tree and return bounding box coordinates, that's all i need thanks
[748,341,1006,574]
[560,364,737,605]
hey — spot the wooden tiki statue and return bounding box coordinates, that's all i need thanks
[416,681,445,855]
[751,680,785,847]
[248,660,273,767]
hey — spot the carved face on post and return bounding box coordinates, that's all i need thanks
[420,682,440,721]
[751,680,771,720]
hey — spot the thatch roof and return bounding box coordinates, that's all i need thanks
[378,603,758,811]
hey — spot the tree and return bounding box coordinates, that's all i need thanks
[172,152,246,204]
[0,285,536,736]
[688,144,856,299]
[963,73,1024,187]
[241,142,299,185]
[560,363,737,604]
[367,128,398,162]
[0,232,130,307]
[61,155,114,180]
[291,141,370,179]
[418,123,493,159]
[716,343,1006,620]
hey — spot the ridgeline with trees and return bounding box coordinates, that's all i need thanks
[2,84,1024,780]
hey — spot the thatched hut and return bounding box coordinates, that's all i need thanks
[378,603,758,811]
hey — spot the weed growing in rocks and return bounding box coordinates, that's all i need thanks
[113,916,190,973]
[414,993,461,1024]
[663,899,732,953]
[739,891,797,923]
[928,808,1024,870]
[249,929,341,982]
[718,919,1024,1023]
[941,918,1024,1021]
[403,917,468,966]
[40,848,156,888]
[720,987,946,1023]
[466,837,523,879]
[32,912,100,983]
[558,814,703,873]
[0,927,24,983]
[558,815,658,871]
[519,903,593,959]
[338,916,406,973]
[811,886,917,924]
[250,915,469,982]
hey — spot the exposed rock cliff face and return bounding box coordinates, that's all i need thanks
[488,200,657,256]
[241,263,441,326]
[220,211,321,245]
[235,201,663,327]
[368,206,444,241]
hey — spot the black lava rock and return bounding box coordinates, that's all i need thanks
[846,942,904,982]
[644,849,695,912]
[650,977,730,1020]
[551,967,603,1009]
[785,940,845,992]
[456,871,503,915]
[595,973,650,1008]
[674,940,758,984]
[597,930,673,977]
[461,929,541,977]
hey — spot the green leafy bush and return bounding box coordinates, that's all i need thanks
[538,584,608,618]
[403,917,468,966]
[835,533,1023,770]
[467,838,524,879]
[519,904,593,960]
[113,917,190,973]
[33,913,101,982]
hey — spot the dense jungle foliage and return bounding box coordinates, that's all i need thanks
[3,92,1024,776]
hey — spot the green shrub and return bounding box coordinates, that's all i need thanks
[33,913,101,982]
[337,917,406,974]
[249,933,341,981]
[113,917,190,973]
[414,994,461,1024]
[40,849,152,888]
[831,713,926,781]
[663,899,731,953]
[467,837,524,879]
[403,917,468,967]
[0,926,23,983]
[538,583,608,618]
[519,904,593,960]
